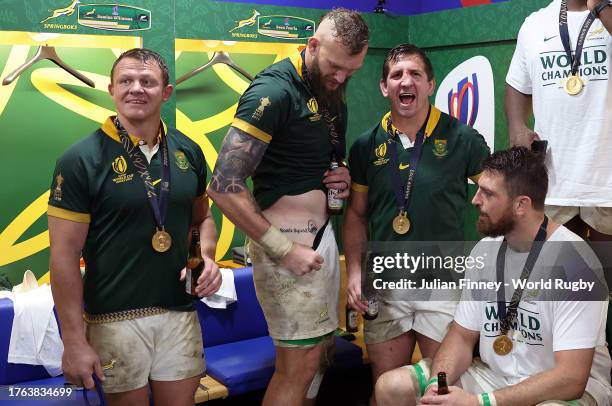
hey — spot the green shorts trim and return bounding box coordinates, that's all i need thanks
[278,332,334,347]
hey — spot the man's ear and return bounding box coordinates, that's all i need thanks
[515,195,532,216]
[307,37,319,56]
[162,84,174,101]
[380,78,389,99]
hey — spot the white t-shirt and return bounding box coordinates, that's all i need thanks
[455,226,611,404]
[506,0,612,206]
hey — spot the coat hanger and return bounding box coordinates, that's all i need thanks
[176,51,254,85]
[2,45,95,87]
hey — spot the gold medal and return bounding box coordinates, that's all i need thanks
[564,75,584,95]
[493,334,513,356]
[392,211,410,234]
[152,228,172,253]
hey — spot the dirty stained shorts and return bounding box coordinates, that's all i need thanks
[249,221,340,345]
[85,310,205,393]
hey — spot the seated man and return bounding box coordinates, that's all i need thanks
[375,147,612,406]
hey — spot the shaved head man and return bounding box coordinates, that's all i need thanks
[208,8,368,406]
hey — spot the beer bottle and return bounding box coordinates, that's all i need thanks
[437,372,449,395]
[346,303,359,332]
[363,298,378,320]
[327,157,343,215]
[186,229,204,297]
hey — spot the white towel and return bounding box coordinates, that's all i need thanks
[8,284,63,376]
[200,268,237,309]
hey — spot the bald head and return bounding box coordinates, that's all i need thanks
[315,8,369,55]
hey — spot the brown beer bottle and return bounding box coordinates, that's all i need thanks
[437,372,449,395]
[346,303,359,332]
[186,229,204,297]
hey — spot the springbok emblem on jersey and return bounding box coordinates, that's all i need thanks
[40,0,80,24]
[230,9,260,32]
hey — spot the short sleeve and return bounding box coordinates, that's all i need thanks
[464,127,491,179]
[194,143,207,197]
[552,300,607,351]
[348,133,370,193]
[231,78,288,144]
[506,19,533,95]
[47,148,91,223]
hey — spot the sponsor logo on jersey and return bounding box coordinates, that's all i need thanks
[252,96,271,121]
[373,142,389,166]
[174,151,189,171]
[53,173,63,201]
[433,139,448,158]
[111,155,133,184]
[307,97,321,122]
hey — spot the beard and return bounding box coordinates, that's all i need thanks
[477,205,516,237]
[307,55,348,108]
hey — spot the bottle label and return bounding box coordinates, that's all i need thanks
[185,269,192,294]
[327,188,343,210]
[367,299,378,316]
[348,310,358,329]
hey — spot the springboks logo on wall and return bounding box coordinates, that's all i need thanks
[435,56,495,162]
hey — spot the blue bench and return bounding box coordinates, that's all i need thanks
[196,266,363,396]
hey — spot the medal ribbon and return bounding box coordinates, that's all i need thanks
[496,216,548,334]
[559,0,597,76]
[300,50,346,162]
[113,116,171,232]
[386,107,430,214]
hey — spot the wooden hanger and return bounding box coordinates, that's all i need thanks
[176,51,254,85]
[2,45,95,87]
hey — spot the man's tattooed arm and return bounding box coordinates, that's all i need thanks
[207,126,271,239]
[209,127,267,194]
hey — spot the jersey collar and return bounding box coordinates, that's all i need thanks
[381,105,441,139]
[101,116,167,146]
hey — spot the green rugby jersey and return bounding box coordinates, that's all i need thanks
[232,52,347,210]
[349,106,489,242]
[48,117,207,314]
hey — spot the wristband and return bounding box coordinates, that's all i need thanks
[258,226,294,260]
[478,392,496,406]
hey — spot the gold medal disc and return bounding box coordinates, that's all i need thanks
[152,229,172,253]
[392,212,410,235]
[564,75,584,95]
[493,335,513,356]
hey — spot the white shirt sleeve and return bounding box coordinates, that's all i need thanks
[552,300,607,352]
[506,18,533,95]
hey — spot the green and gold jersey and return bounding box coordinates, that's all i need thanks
[232,52,347,210]
[348,106,490,242]
[48,117,207,315]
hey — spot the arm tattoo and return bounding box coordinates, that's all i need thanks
[210,127,268,193]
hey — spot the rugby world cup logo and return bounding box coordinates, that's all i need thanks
[435,56,495,157]
[448,74,479,128]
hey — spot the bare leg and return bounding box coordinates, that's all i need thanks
[105,385,149,406]
[150,375,201,406]
[367,331,416,406]
[263,344,323,406]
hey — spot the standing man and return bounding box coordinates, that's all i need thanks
[505,0,612,241]
[344,44,490,403]
[207,8,368,406]
[48,48,222,406]
[375,147,612,406]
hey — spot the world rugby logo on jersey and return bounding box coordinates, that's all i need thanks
[435,56,495,158]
